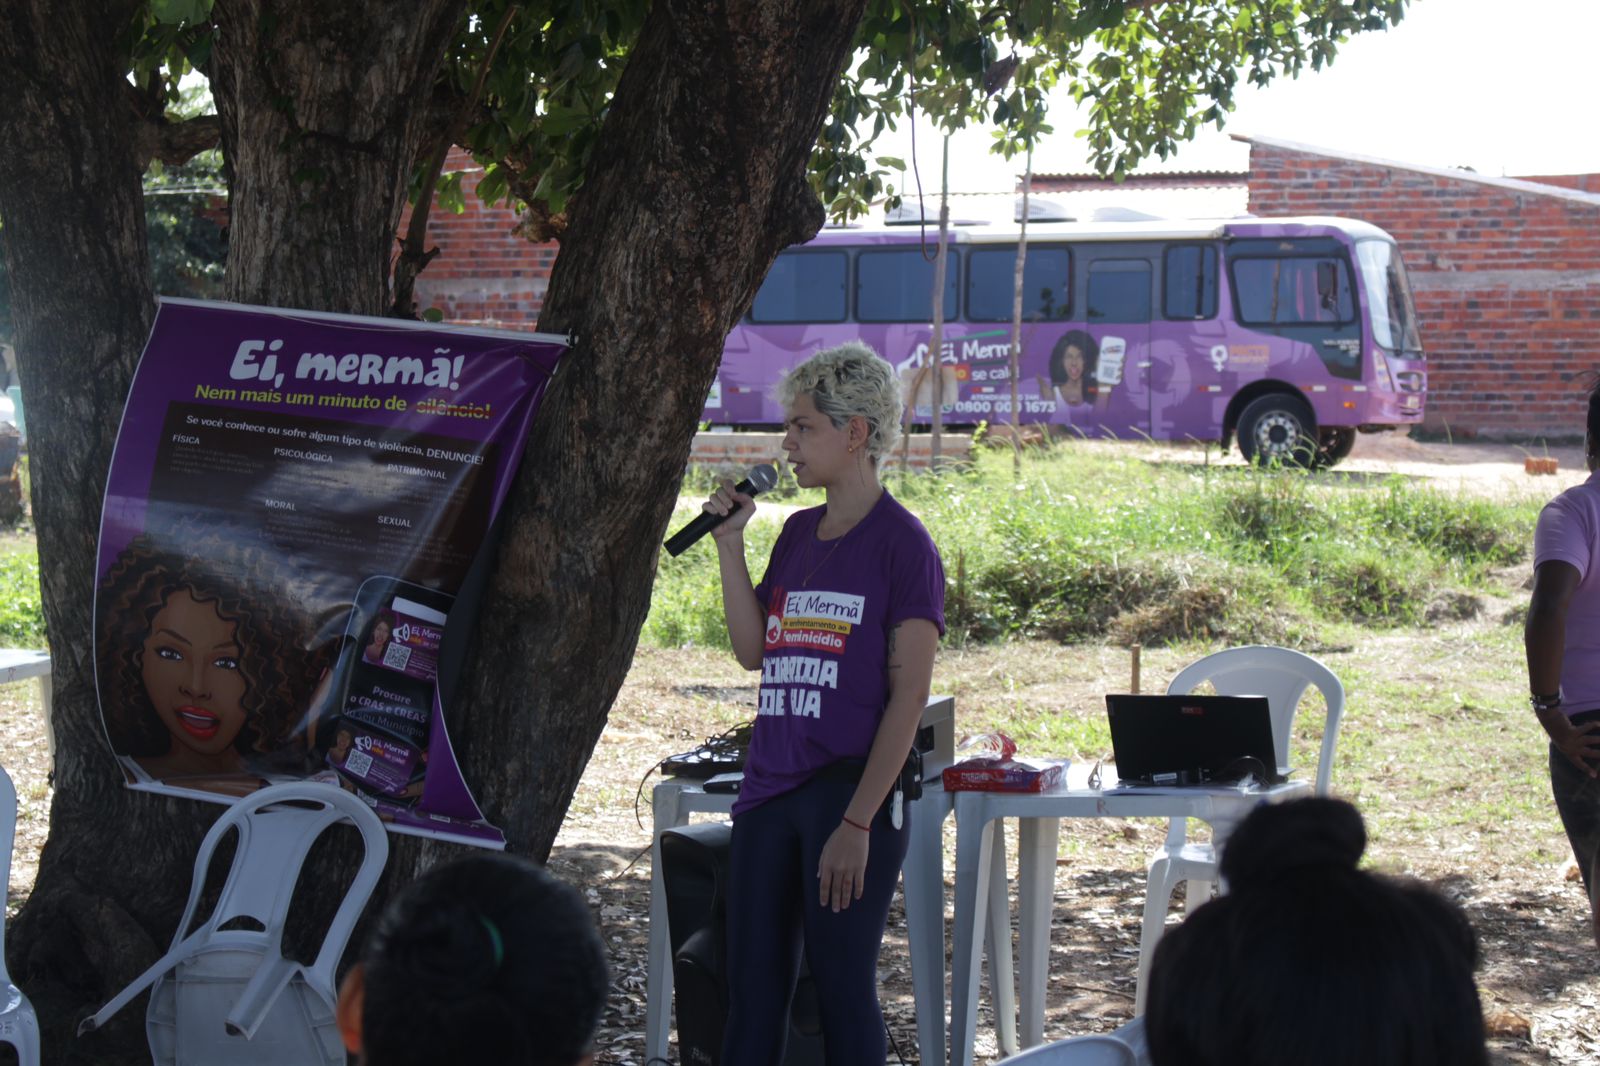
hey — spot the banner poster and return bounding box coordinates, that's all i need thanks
[93,298,566,848]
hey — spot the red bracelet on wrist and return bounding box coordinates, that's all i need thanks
[841,815,871,833]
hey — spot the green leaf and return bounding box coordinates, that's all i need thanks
[422,307,445,323]
[184,31,214,69]
[150,0,213,25]
[476,165,508,207]
[541,105,589,137]
[436,171,466,215]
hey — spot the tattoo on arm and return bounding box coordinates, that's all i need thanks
[887,624,901,670]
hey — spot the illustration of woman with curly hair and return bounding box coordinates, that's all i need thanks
[96,534,330,791]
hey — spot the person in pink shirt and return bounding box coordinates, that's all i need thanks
[1526,377,1600,948]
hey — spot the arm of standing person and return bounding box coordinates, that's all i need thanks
[817,618,939,912]
[1526,559,1600,776]
[707,480,766,670]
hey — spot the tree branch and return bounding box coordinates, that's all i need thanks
[391,3,520,319]
[131,114,221,169]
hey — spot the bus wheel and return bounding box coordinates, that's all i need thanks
[1316,427,1357,468]
[1237,393,1317,468]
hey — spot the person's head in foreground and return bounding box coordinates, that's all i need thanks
[337,853,608,1066]
[1145,797,1488,1066]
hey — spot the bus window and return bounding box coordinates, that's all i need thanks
[1086,259,1152,323]
[1163,245,1218,320]
[749,250,848,324]
[965,245,1072,322]
[1230,256,1355,325]
[1355,240,1423,354]
[856,248,959,323]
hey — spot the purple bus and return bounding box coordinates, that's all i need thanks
[706,216,1425,467]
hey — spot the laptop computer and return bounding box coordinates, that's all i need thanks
[1104,693,1285,786]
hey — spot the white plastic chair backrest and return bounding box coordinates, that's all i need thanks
[1110,1015,1150,1063]
[0,763,14,986]
[171,782,389,989]
[1166,644,1345,794]
[1001,1033,1140,1065]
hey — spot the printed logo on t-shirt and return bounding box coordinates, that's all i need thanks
[757,652,841,718]
[763,586,861,654]
[783,589,865,625]
[759,585,860,718]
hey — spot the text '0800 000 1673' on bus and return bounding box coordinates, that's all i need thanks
[705,214,1425,469]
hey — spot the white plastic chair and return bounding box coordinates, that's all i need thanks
[79,782,389,1065]
[1000,1015,1148,1064]
[1134,644,1344,1012]
[0,763,40,1066]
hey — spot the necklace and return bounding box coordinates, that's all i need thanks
[800,491,882,586]
[800,532,843,587]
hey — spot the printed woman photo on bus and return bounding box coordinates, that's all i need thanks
[96,534,329,791]
[1045,329,1111,411]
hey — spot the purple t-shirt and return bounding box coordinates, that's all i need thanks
[1535,470,1600,715]
[732,491,945,815]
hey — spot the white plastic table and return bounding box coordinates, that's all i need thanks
[645,695,956,1066]
[0,650,51,754]
[948,766,1311,1066]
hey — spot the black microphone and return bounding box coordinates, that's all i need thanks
[665,464,778,557]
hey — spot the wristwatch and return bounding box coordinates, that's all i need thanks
[1530,692,1563,713]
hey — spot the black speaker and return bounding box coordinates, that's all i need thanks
[659,823,824,1066]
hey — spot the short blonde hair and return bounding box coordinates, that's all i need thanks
[775,341,902,460]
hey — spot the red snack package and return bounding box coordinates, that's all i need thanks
[941,756,1068,793]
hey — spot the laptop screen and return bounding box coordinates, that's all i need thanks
[1105,693,1282,785]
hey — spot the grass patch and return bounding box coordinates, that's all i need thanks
[0,543,43,646]
[645,443,1541,651]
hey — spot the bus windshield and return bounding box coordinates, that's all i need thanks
[1355,239,1423,355]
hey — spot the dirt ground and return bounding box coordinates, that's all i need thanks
[561,651,1600,1066]
[1147,427,1591,499]
[4,434,1597,1064]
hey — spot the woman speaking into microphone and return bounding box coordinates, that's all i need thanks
[702,341,944,1065]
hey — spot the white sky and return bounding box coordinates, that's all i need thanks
[872,0,1600,194]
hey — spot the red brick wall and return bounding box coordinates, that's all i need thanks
[400,150,557,328]
[1516,173,1600,194]
[1247,144,1600,438]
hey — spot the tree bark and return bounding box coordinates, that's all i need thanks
[0,2,193,1061]
[448,0,868,857]
[0,2,465,1059]
[210,0,468,314]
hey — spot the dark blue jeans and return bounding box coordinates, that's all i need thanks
[720,772,910,1066]
[1550,709,1600,901]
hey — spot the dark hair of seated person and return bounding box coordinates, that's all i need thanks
[1145,797,1488,1066]
[338,852,609,1066]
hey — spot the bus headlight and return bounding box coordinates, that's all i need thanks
[1371,347,1394,393]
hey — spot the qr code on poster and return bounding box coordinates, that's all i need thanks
[344,749,374,779]
[382,642,412,671]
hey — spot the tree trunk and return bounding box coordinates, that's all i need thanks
[0,2,466,1059]
[210,0,468,313]
[0,0,867,1057]
[1010,148,1032,473]
[0,2,188,1061]
[448,0,867,856]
